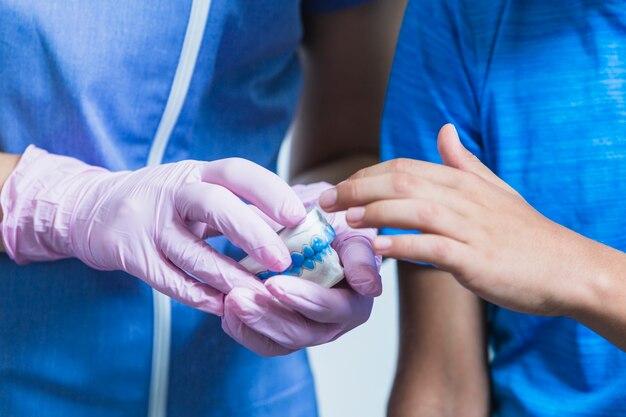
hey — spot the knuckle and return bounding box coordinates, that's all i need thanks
[177,160,203,184]
[349,179,364,201]
[403,237,420,255]
[390,158,412,173]
[368,201,388,220]
[180,159,201,172]
[415,201,439,224]
[350,167,368,180]
[430,238,450,260]
[340,179,360,202]
[390,173,416,195]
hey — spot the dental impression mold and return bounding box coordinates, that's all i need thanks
[239,208,344,288]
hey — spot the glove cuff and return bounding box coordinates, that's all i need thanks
[0,145,109,264]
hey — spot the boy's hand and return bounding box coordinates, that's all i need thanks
[320,124,606,317]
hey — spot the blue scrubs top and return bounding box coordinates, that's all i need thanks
[382,1,626,416]
[0,1,367,416]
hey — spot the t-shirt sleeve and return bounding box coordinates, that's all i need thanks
[302,0,371,14]
[381,0,483,237]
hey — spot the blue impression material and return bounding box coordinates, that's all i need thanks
[257,224,337,280]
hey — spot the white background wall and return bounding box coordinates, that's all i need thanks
[308,260,398,417]
[279,137,399,417]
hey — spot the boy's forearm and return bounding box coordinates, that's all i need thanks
[0,152,21,252]
[567,239,626,351]
[388,262,490,417]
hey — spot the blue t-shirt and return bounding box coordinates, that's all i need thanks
[382,1,626,416]
[0,1,367,416]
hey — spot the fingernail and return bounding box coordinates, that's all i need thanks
[319,188,337,208]
[373,236,392,251]
[445,123,461,142]
[346,207,365,223]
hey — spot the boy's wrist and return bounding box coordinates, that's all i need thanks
[562,237,625,324]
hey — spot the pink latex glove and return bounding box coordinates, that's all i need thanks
[222,182,382,356]
[0,145,306,315]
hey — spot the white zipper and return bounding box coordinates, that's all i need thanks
[146,2,212,417]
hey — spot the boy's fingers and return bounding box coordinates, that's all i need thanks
[348,158,467,188]
[321,159,484,212]
[322,173,471,214]
[372,234,470,274]
[346,199,470,243]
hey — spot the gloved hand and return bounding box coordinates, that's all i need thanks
[0,145,306,315]
[222,181,382,356]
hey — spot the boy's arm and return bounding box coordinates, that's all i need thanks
[290,0,407,184]
[388,262,490,417]
[0,152,21,252]
[323,125,626,351]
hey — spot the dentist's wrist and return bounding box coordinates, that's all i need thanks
[0,152,21,252]
[0,153,21,223]
[0,145,112,263]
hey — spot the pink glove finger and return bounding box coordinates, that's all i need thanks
[148,260,224,316]
[222,299,296,357]
[333,235,383,297]
[292,182,334,212]
[159,222,266,294]
[265,276,373,324]
[247,205,283,232]
[186,221,221,240]
[176,182,291,271]
[226,287,342,350]
[200,158,306,228]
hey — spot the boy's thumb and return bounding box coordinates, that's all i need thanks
[437,124,515,192]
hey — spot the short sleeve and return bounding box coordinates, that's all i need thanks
[302,0,371,14]
[381,0,483,237]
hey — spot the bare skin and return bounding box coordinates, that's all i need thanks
[290,0,407,184]
[0,153,19,251]
[322,124,626,352]
[387,262,490,417]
